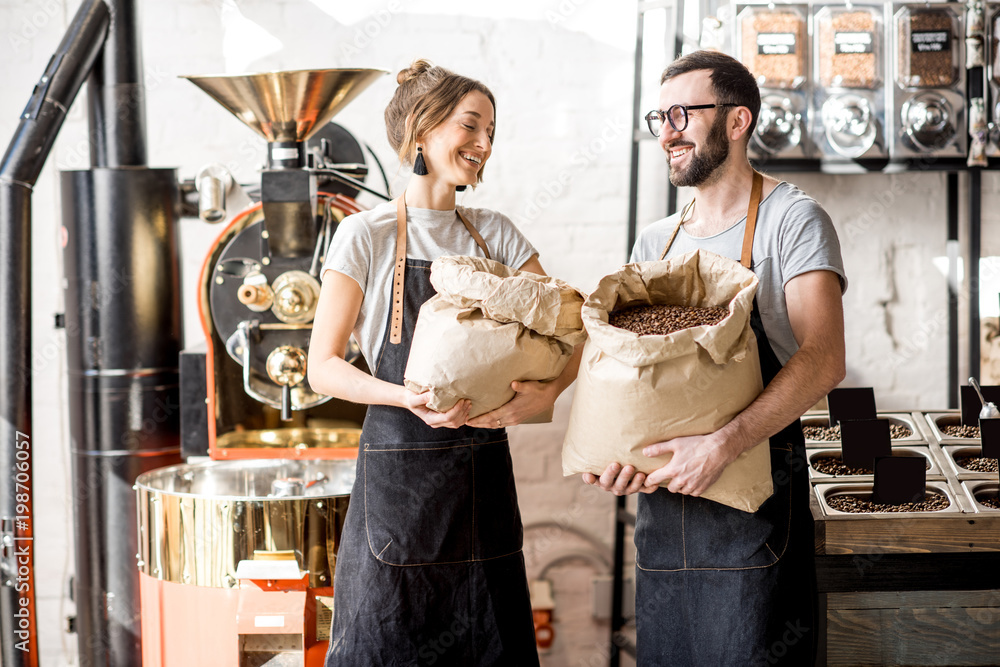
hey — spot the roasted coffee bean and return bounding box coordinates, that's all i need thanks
[818,9,879,88]
[803,423,912,441]
[898,9,957,88]
[827,492,949,513]
[609,303,728,336]
[955,456,999,473]
[942,424,980,438]
[741,9,807,89]
[811,455,929,476]
[980,497,1000,510]
[811,457,874,475]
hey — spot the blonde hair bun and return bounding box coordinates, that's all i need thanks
[396,59,435,85]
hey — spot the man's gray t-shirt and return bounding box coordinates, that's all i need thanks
[631,182,847,366]
[322,201,538,365]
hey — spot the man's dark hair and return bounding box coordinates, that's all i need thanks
[660,50,761,139]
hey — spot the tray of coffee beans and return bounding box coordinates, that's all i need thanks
[962,481,1000,512]
[801,412,924,447]
[816,481,959,516]
[941,446,1000,479]
[808,446,942,481]
[922,412,980,444]
[608,303,729,336]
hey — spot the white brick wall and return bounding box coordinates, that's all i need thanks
[0,1,990,665]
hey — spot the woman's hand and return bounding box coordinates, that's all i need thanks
[466,380,559,428]
[403,391,471,429]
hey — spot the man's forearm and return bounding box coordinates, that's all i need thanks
[718,342,845,455]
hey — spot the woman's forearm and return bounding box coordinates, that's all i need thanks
[308,355,407,408]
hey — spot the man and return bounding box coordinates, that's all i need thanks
[584,50,847,665]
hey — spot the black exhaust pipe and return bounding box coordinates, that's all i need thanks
[0,2,110,665]
[66,0,184,665]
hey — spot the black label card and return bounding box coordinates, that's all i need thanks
[873,456,926,505]
[757,32,796,55]
[960,385,1000,425]
[828,387,877,426]
[835,31,874,54]
[911,30,950,53]
[980,418,1000,459]
[841,418,892,470]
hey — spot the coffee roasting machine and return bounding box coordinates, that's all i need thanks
[0,0,393,664]
[135,67,389,666]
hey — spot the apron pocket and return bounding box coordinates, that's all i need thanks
[363,441,474,566]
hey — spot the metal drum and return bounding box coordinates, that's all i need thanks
[135,458,355,589]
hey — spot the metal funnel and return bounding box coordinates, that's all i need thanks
[181,68,387,143]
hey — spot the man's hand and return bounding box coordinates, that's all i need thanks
[466,380,559,428]
[582,463,657,496]
[642,431,741,496]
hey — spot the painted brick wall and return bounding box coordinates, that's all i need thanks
[0,1,990,665]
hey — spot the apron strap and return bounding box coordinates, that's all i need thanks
[390,194,493,345]
[457,209,492,261]
[741,171,764,269]
[658,170,765,267]
[390,196,408,344]
[659,199,695,261]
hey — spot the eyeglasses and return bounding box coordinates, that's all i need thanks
[644,103,738,137]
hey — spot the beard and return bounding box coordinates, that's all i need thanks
[668,110,731,188]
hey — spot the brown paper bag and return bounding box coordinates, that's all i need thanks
[561,249,773,512]
[404,256,587,420]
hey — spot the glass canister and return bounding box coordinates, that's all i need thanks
[739,6,808,89]
[816,6,883,89]
[992,7,1000,85]
[896,6,960,88]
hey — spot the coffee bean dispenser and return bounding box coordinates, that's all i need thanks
[813,4,888,159]
[986,2,1000,155]
[890,3,967,158]
[737,3,813,159]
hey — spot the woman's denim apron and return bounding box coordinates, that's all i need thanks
[634,172,816,666]
[325,199,539,666]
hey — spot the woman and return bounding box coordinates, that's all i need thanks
[309,59,579,666]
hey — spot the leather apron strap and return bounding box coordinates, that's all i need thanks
[658,171,764,269]
[389,194,492,345]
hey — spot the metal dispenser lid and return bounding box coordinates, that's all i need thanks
[901,91,956,152]
[822,93,877,158]
[181,68,387,143]
[752,94,802,155]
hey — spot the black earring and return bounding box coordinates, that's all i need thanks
[413,146,428,175]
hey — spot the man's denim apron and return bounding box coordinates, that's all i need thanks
[634,172,816,666]
[325,198,539,667]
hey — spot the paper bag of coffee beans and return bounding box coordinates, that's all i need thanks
[404,255,587,420]
[562,249,773,512]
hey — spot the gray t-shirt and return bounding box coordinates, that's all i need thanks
[322,200,538,365]
[631,182,847,366]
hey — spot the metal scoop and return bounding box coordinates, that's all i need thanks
[969,377,1000,419]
